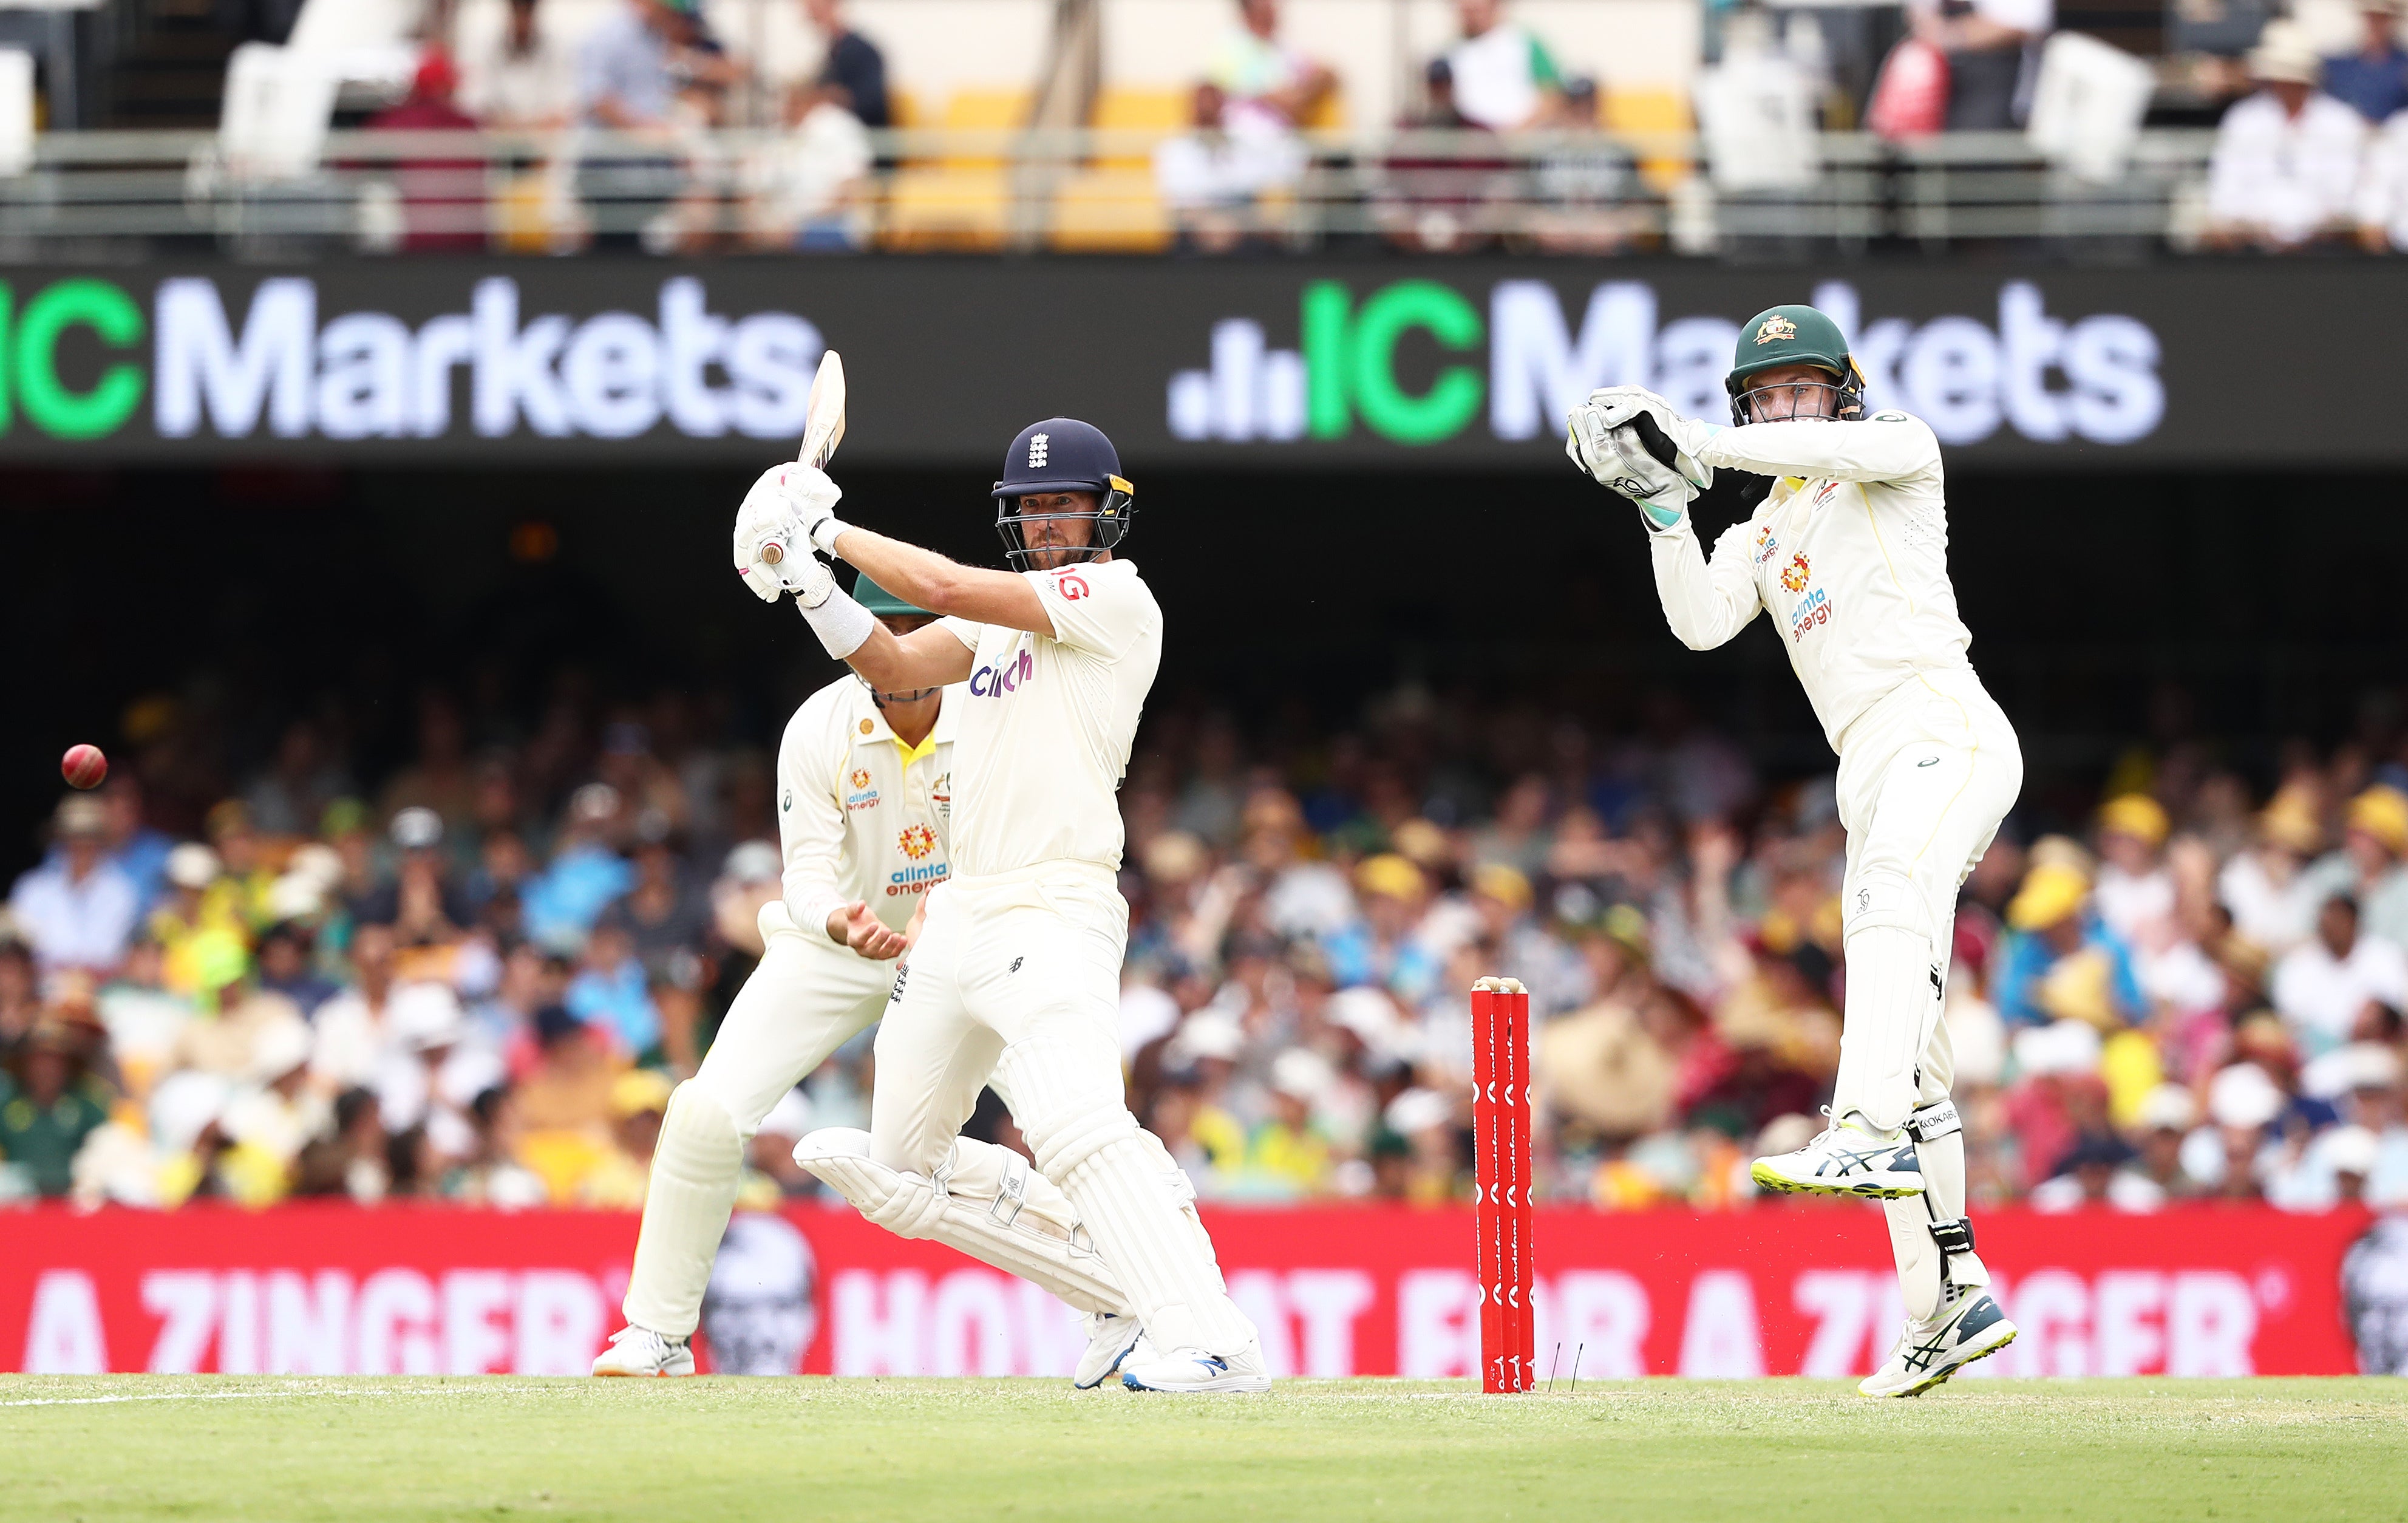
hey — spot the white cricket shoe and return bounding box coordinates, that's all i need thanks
[590,1324,695,1377]
[1120,1343,1271,1394]
[1750,1112,1925,1199]
[1073,1313,1145,1391]
[1860,1289,2018,1397]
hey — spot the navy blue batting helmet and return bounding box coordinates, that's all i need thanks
[991,418,1135,570]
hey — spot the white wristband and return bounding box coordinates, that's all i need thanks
[809,516,852,557]
[797,585,876,659]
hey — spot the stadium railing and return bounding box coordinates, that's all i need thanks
[0,125,2222,257]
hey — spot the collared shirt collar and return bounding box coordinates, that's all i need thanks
[851,681,954,763]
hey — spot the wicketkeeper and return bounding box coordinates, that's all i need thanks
[1566,305,2022,1396]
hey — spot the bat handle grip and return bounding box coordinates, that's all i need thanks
[761,537,787,566]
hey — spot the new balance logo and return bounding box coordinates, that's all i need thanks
[1028,433,1049,468]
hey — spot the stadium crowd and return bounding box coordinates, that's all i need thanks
[254,0,2408,255]
[6,676,2408,1219]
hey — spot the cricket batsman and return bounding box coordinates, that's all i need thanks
[1566,305,2021,1396]
[594,574,1144,1386]
[733,417,1268,1393]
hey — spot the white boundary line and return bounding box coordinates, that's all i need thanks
[1,1385,556,1409]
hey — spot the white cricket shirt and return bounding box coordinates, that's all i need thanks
[1650,411,1977,755]
[775,675,960,936]
[939,558,1162,878]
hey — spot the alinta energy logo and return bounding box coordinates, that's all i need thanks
[1166,278,2165,450]
[0,273,822,444]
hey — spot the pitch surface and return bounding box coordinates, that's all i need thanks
[5,1376,2403,1521]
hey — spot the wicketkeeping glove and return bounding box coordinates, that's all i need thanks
[1582,386,1716,491]
[1566,403,1696,533]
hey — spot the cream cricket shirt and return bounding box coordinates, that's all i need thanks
[938,558,1163,878]
[1649,411,1976,754]
[776,675,961,937]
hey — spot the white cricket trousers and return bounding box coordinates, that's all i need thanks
[620,900,891,1337]
[872,863,1259,1357]
[1829,667,2023,1131]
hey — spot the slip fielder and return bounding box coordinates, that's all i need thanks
[594,574,1146,1386]
[1567,305,2022,1397]
[733,417,1267,1394]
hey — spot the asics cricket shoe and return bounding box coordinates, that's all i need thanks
[1073,1312,1146,1391]
[1750,1111,1925,1199]
[1120,1343,1271,1394]
[590,1324,695,1377]
[1859,1289,2017,1397]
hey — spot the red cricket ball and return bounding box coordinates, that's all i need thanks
[61,744,109,790]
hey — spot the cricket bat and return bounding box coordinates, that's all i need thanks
[760,349,846,567]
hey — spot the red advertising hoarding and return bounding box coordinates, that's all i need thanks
[1,1203,2377,1379]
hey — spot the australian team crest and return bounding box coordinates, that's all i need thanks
[1780,553,1812,594]
[1754,314,1798,345]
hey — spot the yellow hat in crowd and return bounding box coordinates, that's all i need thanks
[2348,785,2408,856]
[1471,862,1534,911]
[1355,853,1427,902]
[2097,793,2169,848]
[2007,862,2090,932]
[610,1069,675,1121]
[2260,787,2324,853]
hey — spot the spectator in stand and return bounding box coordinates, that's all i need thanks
[9,796,139,976]
[2271,893,2408,1057]
[0,1017,114,1199]
[1442,0,1569,131]
[353,808,474,945]
[461,0,577,130]
[96,777,173,915]
[797,0,890,129]
[576,0,741,247]
[1903,0,2052,129]
[2307,786,2408,947]
[1993,862,2146,1029]
[2353,101,2408,247]
[523,784,634,947]
[1208,0,1338,132]
[1155,81,1310,253]
[363,49,487,254]
[2324,0,2408,123]
[2205,22,2367,250]
[2093,794,2175,942]
[2219,787,2327,953]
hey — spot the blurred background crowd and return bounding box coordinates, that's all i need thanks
[7,669,2407,1219]
[15,0,2408,254]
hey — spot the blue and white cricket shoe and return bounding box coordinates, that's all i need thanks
[1073,1313,1146,1391]
[1859,1289,2018,1397]
[1120,1343,1271,1394]
[1750,1111,1925,1199]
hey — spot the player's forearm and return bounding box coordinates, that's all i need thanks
[830,526,970,613]
[1697,418,1936,483]
[1649,525,1755,651]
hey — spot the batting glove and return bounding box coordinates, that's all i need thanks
[1582,386,1715,489]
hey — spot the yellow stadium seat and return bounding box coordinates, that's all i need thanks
[1050,167,1171,252]
[1090,87,1190,168]
[1602,87,1695,193]
[879,88,1032,251]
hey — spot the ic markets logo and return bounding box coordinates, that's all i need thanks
[1166,278,2164,450]
[0,273,821,443]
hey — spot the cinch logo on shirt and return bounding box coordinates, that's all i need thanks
[970,646,1035,698]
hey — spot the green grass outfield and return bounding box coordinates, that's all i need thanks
[5,1376,2405,1522]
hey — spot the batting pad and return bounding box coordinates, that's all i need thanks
[1832,924,1936,1134]
[1059,1134,1260,1357]
[622,1083,747,1338]
[794,1127,1132,1317]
